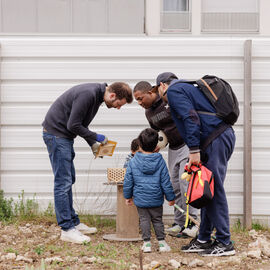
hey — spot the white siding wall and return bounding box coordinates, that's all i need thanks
[1,37,270,222]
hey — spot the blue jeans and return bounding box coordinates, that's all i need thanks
[43,132,80,230]
[198,127,236,245]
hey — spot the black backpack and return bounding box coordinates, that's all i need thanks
[182,75,240,125]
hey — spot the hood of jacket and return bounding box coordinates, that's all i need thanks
[132,152,162,175]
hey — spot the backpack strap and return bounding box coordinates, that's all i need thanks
[201,123,231,152]
[200,78,218,101]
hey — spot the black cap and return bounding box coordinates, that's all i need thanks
[156,72,178,86]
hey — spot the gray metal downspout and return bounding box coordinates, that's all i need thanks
[243,40,252,229]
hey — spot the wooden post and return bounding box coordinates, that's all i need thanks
[243,40,252,229]
[116,185,139,238]
[103,183,141,241]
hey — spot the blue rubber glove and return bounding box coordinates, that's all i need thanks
[96,134,108,145]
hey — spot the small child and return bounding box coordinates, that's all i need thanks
[123,128,175,253]
[123,138,140,168]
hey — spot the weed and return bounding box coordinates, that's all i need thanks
[47,244,63,253]
[43,202,54,217]
[34,245,45,255]
[14,191,39,219]
[0,190,14,221]
[252,222,267,231]
[4,247,18,255]
[232,218,245,232]
[81,215,116,228]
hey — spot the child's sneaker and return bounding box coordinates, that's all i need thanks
[141,241,151,253]
[158,240,171,252]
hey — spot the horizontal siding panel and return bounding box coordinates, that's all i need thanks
[252,84,270,102]
[1,172,242,194]
[1,61,244,81]
[227,196,270,216]
[251,106,270,126]
[252,127,270,148]
[252,40,270,57]
[0,150,241,171]
[1,126,147,149]
[252,150,270,170]
[1,82,244,103]
[252,61,270,80]
[0,104,244,126]
[2,171,268,195]
[1,174,115,194]
[0,38,245,57]
[1,105,148,126]
[1,60,267,81]
[1,126,244,149]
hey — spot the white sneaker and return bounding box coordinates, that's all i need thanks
[141,241,151,253]
[60,228,91,244]
[75,223,97,234]
[159,240,171,252]
[182,224,199,238]
[165,224,181,236]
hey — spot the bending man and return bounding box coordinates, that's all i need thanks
[42,82,133,244]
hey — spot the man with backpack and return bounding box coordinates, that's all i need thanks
[154,72,236,256]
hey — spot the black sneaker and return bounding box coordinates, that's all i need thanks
[199,240,235,257]
[181,237,212,253]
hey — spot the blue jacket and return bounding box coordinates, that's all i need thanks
[167,80,224,152]
[123,152,175,208]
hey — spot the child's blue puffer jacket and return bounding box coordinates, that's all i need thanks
[123,152,175,208]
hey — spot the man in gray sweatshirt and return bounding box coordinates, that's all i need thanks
[42,82,133,244]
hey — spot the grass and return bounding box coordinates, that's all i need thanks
[4,247,18,255]
[81,214,116,229]
[232,218,270,233]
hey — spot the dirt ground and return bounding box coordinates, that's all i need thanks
[0,219,270,270]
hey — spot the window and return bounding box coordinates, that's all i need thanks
[0,0,144,34]
[201,0,259,33]
[161,0,191,32]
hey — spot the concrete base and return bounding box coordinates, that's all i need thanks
[103,233,142,242]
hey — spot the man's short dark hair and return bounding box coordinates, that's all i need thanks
[138,128,158,152]
[109,82,133,103]
[131,138,139,152]
[133,81,152,93]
